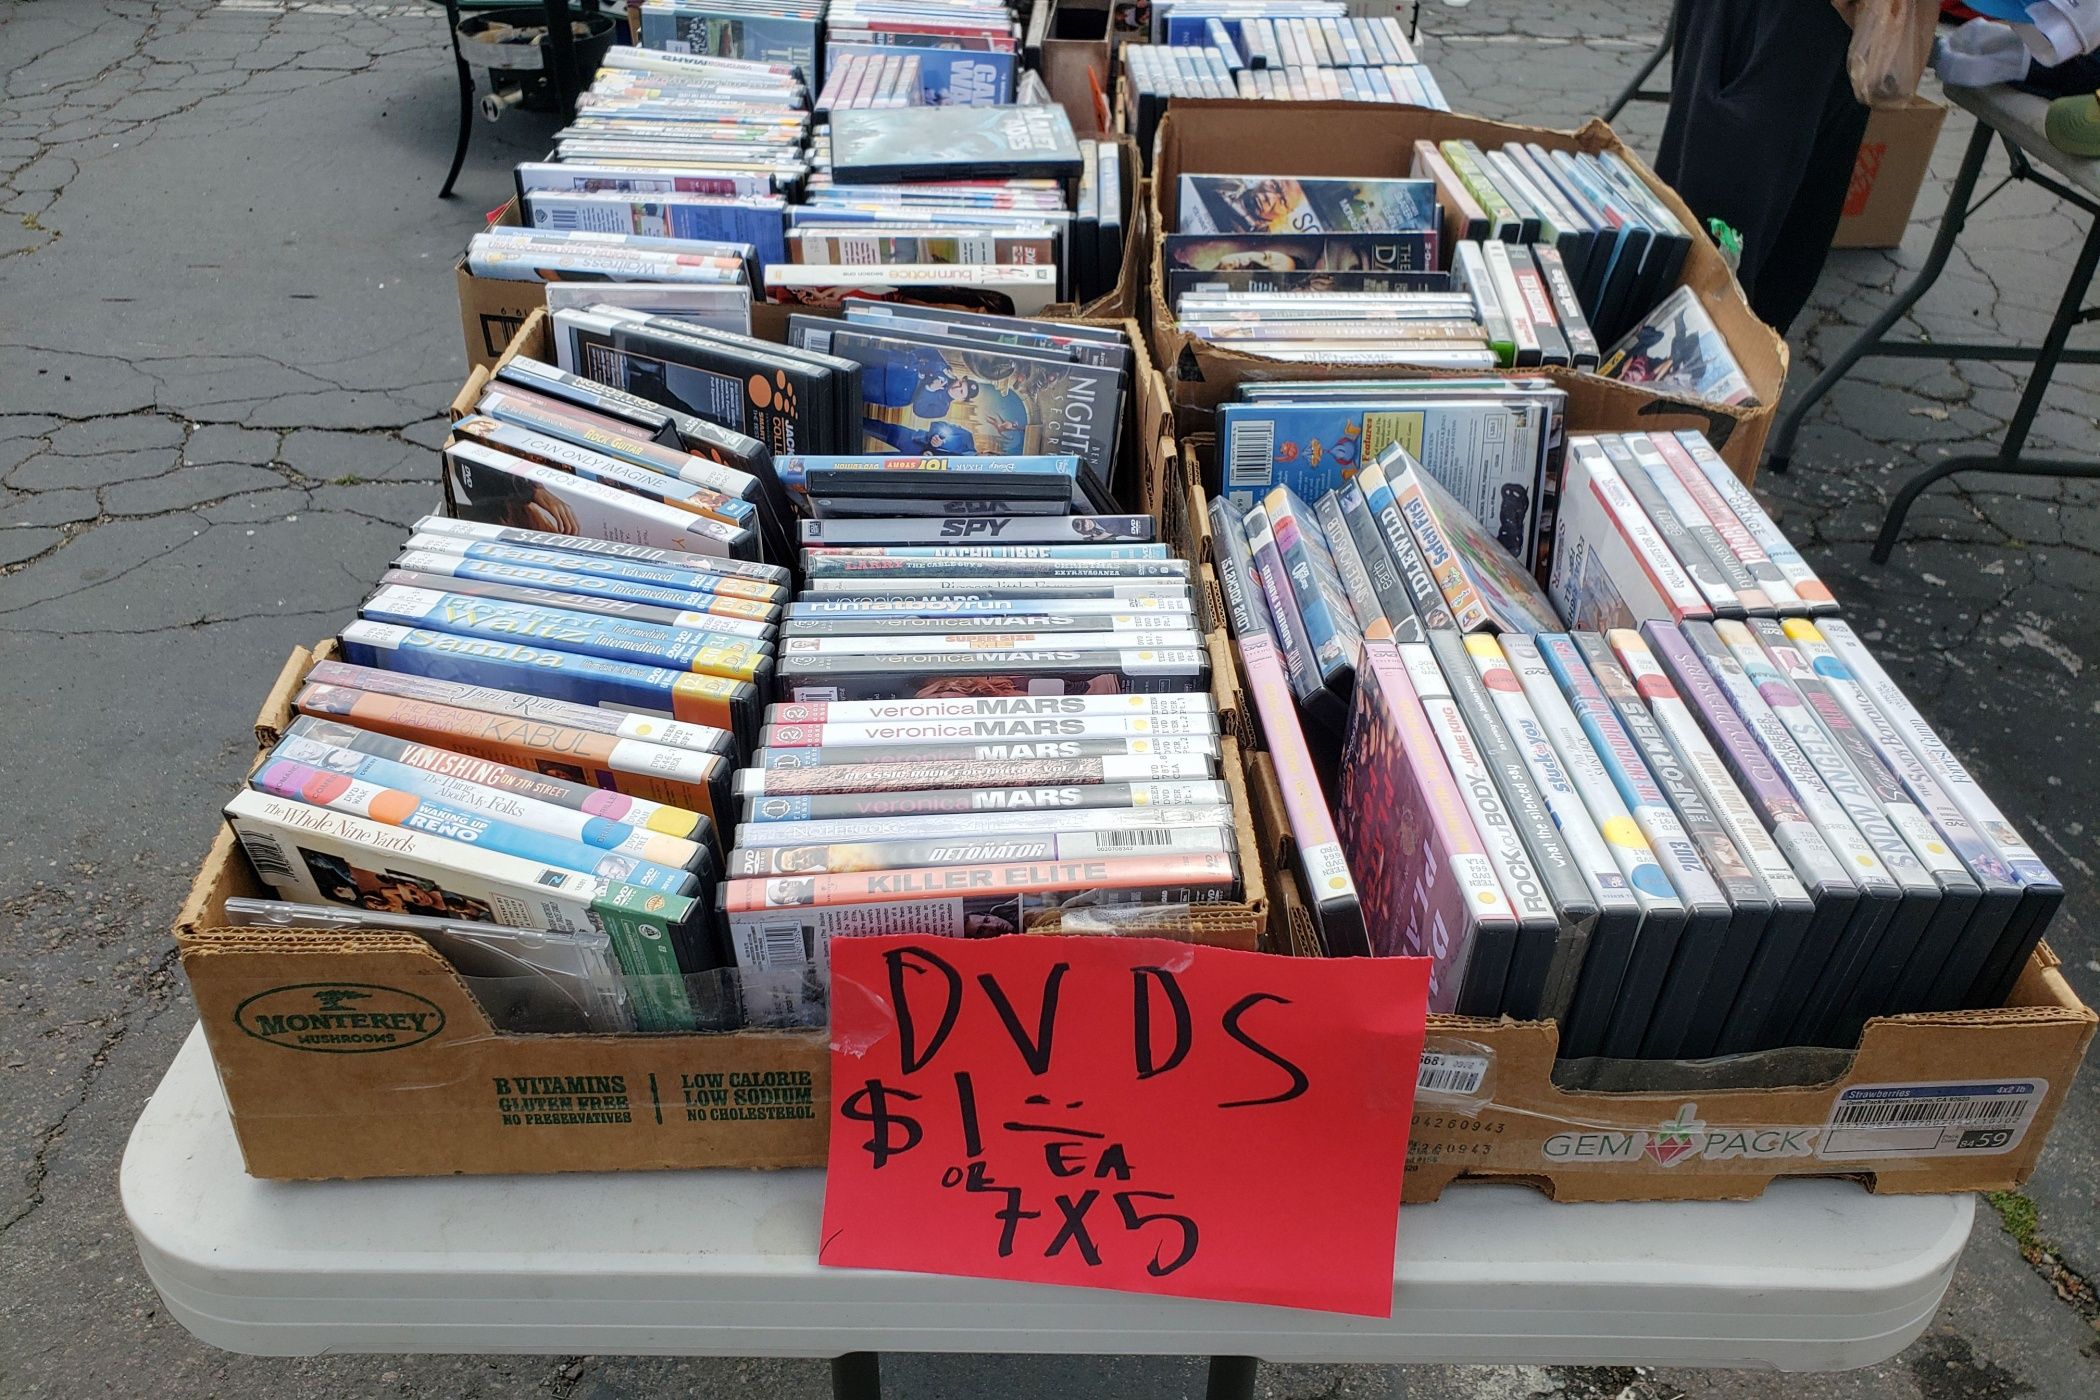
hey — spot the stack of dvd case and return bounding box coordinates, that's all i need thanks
[776,102,1125,309]
[535,300,865,527]
[732,551,1233,978]
[221,504,794,1039]
[1203,429,2059,1057]
[496,46,813,277]
[779,302,1133,506]
[1215,380,1570,580]
[1123,7,1449,161]
[1161,141,1704,369]
[1550,430,1839,629]
[819,0,1020,107]
[1412,137,1694,349]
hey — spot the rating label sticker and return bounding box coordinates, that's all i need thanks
[1817,1080,2046,1160]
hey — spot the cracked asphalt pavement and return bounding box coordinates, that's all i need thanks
[1,1,2094,1397]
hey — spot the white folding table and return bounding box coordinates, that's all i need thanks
[126,1025,1975,1398]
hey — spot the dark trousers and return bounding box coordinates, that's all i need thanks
[1654,0,1872,335]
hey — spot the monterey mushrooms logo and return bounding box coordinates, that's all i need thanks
[234,982,446,1053]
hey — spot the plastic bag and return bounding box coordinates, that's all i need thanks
[1842,0,1941,105]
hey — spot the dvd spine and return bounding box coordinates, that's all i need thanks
[269,731,707,871]
[251,757,694,894]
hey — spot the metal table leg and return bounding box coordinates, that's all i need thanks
[542,0,578,126]
[831,1352,882,1400]
[1207,1355,1260,1400]
[1765,118,1997,473]
[1602,3,1675,125]
[1872,208,2100,561]
[439,0,471,198]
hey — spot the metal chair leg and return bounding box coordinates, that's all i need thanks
[439,0,472,198]
[1766,119,1995,472]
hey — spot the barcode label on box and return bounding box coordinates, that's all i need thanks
[236,830,294,881]
[1094,828,1175,849]
[1817,1080,2046,1160]
[1416,1051,1488,1098]
[1227,421,1276,492]
[758,920,809,969]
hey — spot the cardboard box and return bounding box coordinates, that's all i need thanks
[455,199,540,372]
[180,309,1278,1181]
[1144,103,1790,483]
[457,146,1150,373]
[1213,559,2095,1204]
[1834,96,1947,249]
[1041,0,1113,138]
[1265,860,2093,1203]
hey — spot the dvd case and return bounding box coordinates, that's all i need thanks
[1338,641,1513,1009]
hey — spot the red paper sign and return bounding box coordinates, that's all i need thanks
[819,935,1429,1316]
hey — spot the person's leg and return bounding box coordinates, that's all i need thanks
[1751,37,1873,333]
[1654,0,1857,326]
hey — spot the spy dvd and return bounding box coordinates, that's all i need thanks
[798,514,1155,545]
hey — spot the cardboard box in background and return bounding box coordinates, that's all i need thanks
[457,138,1149,372]
[1834,96,1948,249]
[455,199,538,371]
[1041,0,1113,138]
[1144,103,1791,483]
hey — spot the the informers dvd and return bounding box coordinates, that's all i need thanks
[1338,640,1514,1011]
[1398,641,1558,1016]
